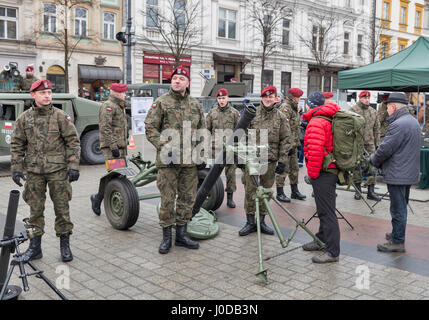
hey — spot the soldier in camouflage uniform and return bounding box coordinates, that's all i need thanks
[11,79,80,262]
[145,66,206,254]
[275,88,306,203]
[206,88,240,208]
[14,65,38,92]
[239,86,291,236]
[90,83,129,215]
[350,91,381,201]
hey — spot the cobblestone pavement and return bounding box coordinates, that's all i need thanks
[0,136,428,301]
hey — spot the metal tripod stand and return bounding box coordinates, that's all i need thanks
[0,235,67,300]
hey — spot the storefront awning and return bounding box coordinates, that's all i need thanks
[78,65,123,82]
[213,53,250,64]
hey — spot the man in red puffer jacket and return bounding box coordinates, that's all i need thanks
[302,92,341,263]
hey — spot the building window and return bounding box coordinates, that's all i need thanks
[381,41,388,59]
[281,72,291,96]
[146,0,158,28]
[262,69,273,88]
[400,7,406,25]
[345,0,351,8]
[415,10,421,27]
[103,12,115,40]
[282,19,290,46]
[343,32,350,55]
[217,64,235,83]
[218,8,236,39]
[357,34,363,57]
[174,0,185,32]
[43,3,57,33]
[382,1,389,20]
[74,7,88,38]
[0,7,17,40]
[312,26,325,52]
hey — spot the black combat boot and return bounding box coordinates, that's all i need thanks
[60,234,73,262]
[260,215,275,235]
[226,193,236,208]
[276,187,291,203]
[367,185,381,201]
[159,226,172,254]
[22,235,43,262]
[354,184,362,200]
[175,224,199,249]
[238,214,257,236]
[90,194,102,216]
[291,184,306,200]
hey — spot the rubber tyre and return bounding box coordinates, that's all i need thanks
[198,169,224,212]
[104,177,140,230]
[81,130,104,164]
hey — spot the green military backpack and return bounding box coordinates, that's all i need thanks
[315,110,365,185]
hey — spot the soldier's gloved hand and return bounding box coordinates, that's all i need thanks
[288,148,296,156]
[12,172,26,187]
[67,169,80,183]
[275,162,286,174]
[196,162,206,171]
[111,148,120,158]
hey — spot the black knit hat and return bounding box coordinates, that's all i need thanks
[307,92,325,109]
[386,92,408,105]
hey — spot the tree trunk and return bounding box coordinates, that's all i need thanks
[64,27,69,93]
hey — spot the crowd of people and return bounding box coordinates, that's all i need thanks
[10,64,422,267]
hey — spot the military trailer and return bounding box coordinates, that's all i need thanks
[0,93,104,164]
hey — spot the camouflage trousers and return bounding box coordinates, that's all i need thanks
[101,147,127,161]
[243,162,277,215]
[353,144,376,185]
[23,169,73,237]
[156,166,198,228]
[275,151,299,187]
[224,164,237,193]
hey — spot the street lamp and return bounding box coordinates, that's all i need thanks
[116,0,135,84]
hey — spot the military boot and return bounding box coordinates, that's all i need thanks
[367,185,381,201]
[238,214,257,236]
[291,184,306,200]
[276,187,291,203]
[226,193,236,208]
[22,235,42,262]
[354,184,362,200]
[260,215,275,235]
[159,226,172,254]
[175,224,199,249]
[90,194,102,216]
[60,234,73,262]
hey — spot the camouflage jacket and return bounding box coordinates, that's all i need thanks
[350,101,380,148]
[145,88,206,168]
[279,97,300,148]
[11,102,81,174]
[206,102,240,157]
[248,104,291,164]
[15,75,38,92]
[99,94,128,151]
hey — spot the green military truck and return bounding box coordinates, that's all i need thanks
[0,93,104,164]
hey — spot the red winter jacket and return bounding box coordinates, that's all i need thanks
[302,103,341,179]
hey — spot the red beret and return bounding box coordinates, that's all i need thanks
[288,88,303,98]
[359,90,371,98]
[261,86,277,97]
[216,88,228,97]
[323,92,333,99]
[30,79,52,92]
[171,66,190,80]
[26,65,34,72]
[110,83,128,93]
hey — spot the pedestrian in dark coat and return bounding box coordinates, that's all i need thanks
[370,92,421,253]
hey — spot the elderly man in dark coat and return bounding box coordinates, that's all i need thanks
[370,92,421,253]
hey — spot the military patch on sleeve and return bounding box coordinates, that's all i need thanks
[152,104,157,108]
[65,115,72,121]
[106,107,112,111]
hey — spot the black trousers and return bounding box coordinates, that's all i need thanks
[310,171,340,257]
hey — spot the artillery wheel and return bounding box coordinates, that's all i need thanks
[104,177,140,230]
[198,169,224,212]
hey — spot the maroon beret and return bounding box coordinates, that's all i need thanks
[26,65,34,72]
[359,90,371,98]
[261,86,277,97]
[216,88,228,97]
[171,66,190,80]
[323,92,334,99]
[110,83,128,93]
[30,79,52,92]
[288,88,303,98]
